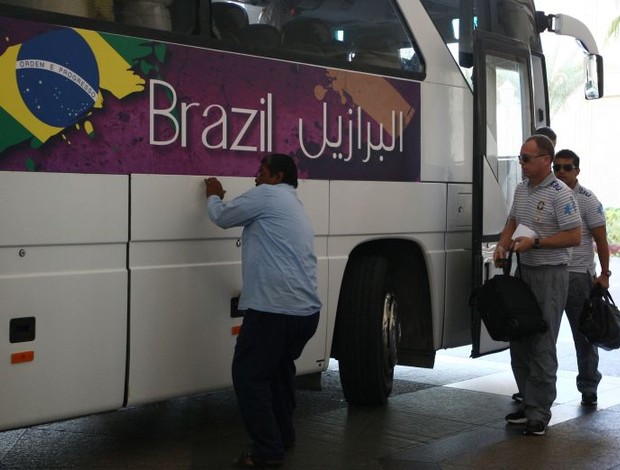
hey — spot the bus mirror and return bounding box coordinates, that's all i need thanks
[545,13,604,100]
[585,53,604,100]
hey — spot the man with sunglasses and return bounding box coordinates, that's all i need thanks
[494,134,582,436]
[511,127,556,405]
[553,148,610,407]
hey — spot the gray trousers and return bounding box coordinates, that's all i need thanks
[511,265,568,425]
[564,272,602,393]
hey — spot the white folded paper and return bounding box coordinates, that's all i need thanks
[512,223,538,240]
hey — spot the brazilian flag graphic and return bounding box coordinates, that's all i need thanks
[0,25,151,153]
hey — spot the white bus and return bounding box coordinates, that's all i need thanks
[0,0,603,430]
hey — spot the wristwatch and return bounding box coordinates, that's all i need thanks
[604,270,612,277]
[534,238,541,249]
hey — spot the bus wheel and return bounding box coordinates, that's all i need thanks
[336,255,398,405]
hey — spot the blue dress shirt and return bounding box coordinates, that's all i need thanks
[207,183,322,316]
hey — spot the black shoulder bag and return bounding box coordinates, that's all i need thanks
[579,283,620,351]
[470,252,547,342]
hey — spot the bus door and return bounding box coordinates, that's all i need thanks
[471,31,538,357]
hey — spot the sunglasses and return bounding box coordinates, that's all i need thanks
[518,153,548,163]
[553,163,576,172]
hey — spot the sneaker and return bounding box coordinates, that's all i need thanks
[523,420,546,436]
[505,410,527,424]
[511,392,523,403]
[581,392,598,406]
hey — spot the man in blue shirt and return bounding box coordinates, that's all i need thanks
[205,154,321,468]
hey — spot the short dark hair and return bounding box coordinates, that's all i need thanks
[261,153,299,188]
[534,126,557,145]
[555,148,580,168]
[525,134,555,159]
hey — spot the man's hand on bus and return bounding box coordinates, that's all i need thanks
[205,177,226,199]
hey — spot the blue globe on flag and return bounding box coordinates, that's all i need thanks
[16,28,99,128]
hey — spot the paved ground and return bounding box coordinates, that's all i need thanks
[2,312,620,469]
[2,259,620,468]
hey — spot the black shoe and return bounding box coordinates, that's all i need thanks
[232,452,283,468]
[581,392,598,406]
[505,410,527,424]
[511,392,523,403]
[523,420,546,436]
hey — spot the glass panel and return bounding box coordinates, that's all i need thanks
[585,53,603,100]
[487,53,531,211]
[420,0,542,85]
[0,0,422,76]
[0,0,194,34]
[419,0,477,86]
[493,0,542,54]
[530,55,548,129]
[212,0,423,75]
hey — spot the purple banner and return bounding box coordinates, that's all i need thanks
[0,17,421,181]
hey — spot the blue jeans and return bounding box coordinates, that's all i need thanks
[232,309,320,460]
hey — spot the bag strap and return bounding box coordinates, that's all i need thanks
[515,252,523,278]
[603,286,616,305]
[503,250,523,278]
[590,283,616,305]
[502,250,512,276]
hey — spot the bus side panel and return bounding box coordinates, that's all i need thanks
[442,184,473,348]
[419,83,472,184]
[128,240,242,404]
[127,175,329,405]
[295,180,330,375]
[0,172,128,431]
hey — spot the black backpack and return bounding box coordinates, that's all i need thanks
[470,253,547,342]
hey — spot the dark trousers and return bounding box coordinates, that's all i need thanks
[232,309,320,460]
[511,265,568,425]
[564,272,601,393]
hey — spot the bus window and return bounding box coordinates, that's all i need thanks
[420,0,476,87]
[211,0,424,77]
[211,1,249,41]
[0,0,198,34]
[0,0,422,76]
[120,1,174,31]
[492,0,542,53]
[0,0,100,18]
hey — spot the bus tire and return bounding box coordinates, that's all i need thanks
[336,254,398,405]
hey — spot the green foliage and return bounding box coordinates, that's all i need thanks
[606,207,620,256]
[608,16,620,40]
[545,48,583,115]
[549,63,582,114]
